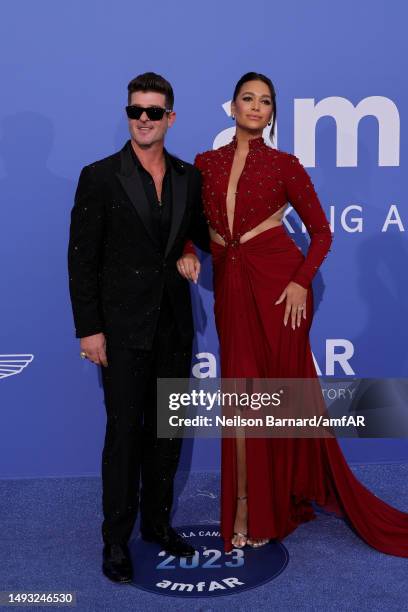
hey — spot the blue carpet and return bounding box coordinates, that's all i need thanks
[0,464,407,611]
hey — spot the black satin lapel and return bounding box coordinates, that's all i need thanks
[165,167,188,258]
[116,167,159,249]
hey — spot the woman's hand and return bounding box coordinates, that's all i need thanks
[176,254,201,284]
[275,281,307,330]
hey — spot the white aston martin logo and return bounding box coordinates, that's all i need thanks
[0,354,34,379]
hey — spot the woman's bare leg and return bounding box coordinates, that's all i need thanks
[232,433,269,548]
[232,434,248,547]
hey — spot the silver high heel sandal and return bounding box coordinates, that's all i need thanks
[232,495,248,549]
[247,536,270,548]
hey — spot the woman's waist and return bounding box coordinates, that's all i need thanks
[210,224,301,253]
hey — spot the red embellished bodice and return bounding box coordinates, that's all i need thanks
[186,136,333,288]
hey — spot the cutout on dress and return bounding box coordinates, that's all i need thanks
[210,204,288,247]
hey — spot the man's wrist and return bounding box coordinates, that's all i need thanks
[76,327,104,339]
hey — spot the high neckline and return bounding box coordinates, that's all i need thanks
[231,134,265,151]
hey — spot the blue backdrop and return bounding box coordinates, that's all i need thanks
[1,0,407,478]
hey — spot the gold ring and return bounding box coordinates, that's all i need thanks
[80,351,87,359]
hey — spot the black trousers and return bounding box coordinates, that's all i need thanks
[100,288,192,545]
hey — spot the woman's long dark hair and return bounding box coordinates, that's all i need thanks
[232,72,277,142]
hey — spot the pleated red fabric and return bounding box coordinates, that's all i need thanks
[188,136,408,556]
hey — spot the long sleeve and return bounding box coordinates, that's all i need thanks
[183,239,196,256]
[284,154,333,289]
[68,165,105,338]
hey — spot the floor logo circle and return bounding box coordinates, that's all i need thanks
[129,524,289,597]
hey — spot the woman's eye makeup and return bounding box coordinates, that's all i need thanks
[242,96,271,105]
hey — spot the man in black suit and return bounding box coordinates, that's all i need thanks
[68,72,208,583]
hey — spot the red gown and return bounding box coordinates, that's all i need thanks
[185,135,408,556]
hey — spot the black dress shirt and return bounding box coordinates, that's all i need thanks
[130,144,172,254]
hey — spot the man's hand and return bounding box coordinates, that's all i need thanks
[176,254,201,284]
[80,332,108,367]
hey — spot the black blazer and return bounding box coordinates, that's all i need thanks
[68,140,209,350]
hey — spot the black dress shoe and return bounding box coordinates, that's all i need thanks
[102,543,133,583]
[141,524,195,557]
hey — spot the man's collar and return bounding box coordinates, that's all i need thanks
[127,140,185,174]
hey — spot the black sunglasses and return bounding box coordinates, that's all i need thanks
[125,105,172,121]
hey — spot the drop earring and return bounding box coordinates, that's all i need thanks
[267,121,272,126]
[232,114,235,120]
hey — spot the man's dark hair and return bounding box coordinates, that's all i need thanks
[232,72,277,141]
[127,72,174,109]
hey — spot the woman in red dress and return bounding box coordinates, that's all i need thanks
[178,72,408,555]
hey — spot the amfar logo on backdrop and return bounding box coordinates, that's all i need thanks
[0,355,34,380]
[192,340,355,378]
[215,96,400,166]
[215,96,404,234]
